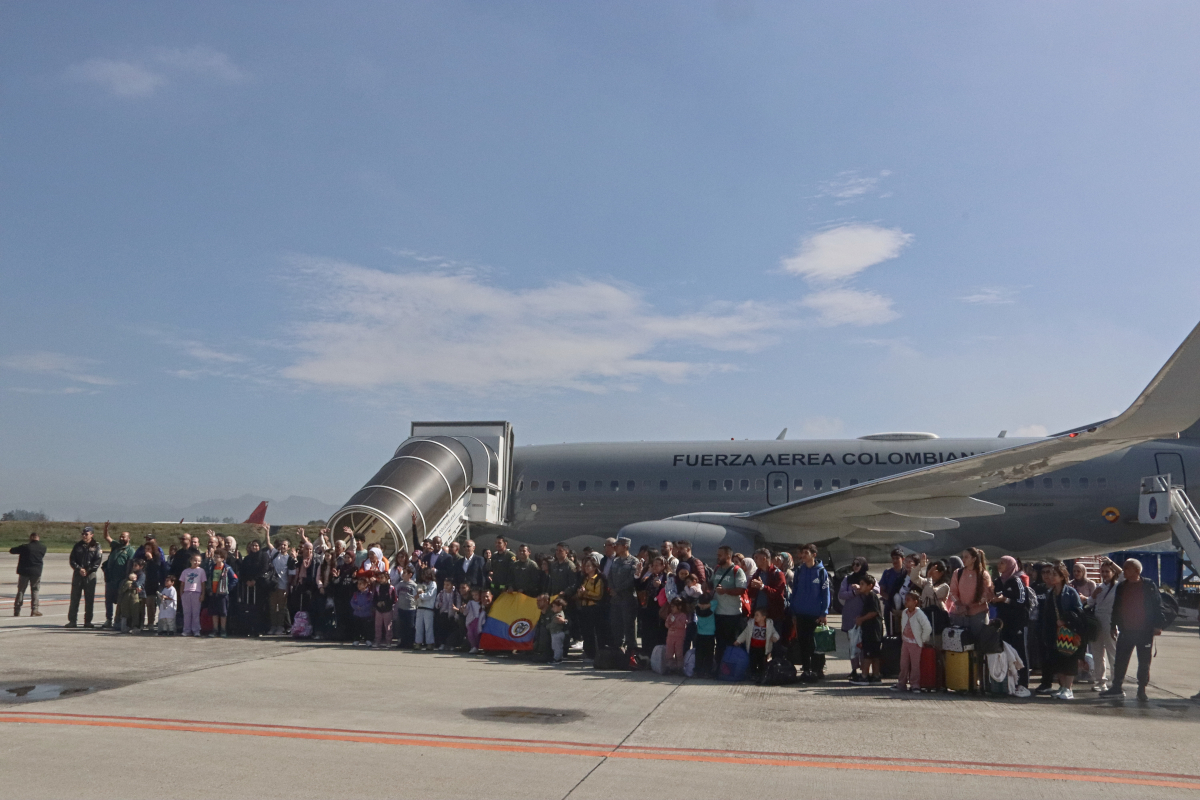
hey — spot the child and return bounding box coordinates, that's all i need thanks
[895,589,932,692]
[350,577,374,645]
[734,607,780,682]
[465,588,485,653]
[206,553,237,638]
[157,574,178,635]
[663,597,690,672]
[454,582,472,649]
[546,597,569,663]
[179,554,207,637]
[434,579,458,650]
[372,572,396,648]
[851,574,884,685]
[392,566,418,649]
[414,567,438,650]
[117,561,144,633]
[694,595,717,677]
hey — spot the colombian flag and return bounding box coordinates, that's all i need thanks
[479,591,542,651]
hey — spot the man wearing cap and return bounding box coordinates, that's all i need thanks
[607,536,640,656]
[100,529,137,629]
[66,527,103,628]
[10,532,46,617]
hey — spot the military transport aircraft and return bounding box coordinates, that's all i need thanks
[328,321,1200,563]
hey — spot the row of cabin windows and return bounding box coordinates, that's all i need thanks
[519,475,1109,494]
[1022,477,1106,489]
[519,476,862,493]
[524,480,669,492]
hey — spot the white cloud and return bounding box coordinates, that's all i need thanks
[781,224,913,282]
[66,59,167,98]
[280,258,797,391]
[151,46,246,82]
[66,46,244,98]
[1015,424,1049,437]
[800,288,899,327]
[181,342,247,364]
[0,352,119,386]
[816,170,892,204]
[959,286,1019,305]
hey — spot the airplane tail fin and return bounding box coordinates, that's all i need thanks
[244,501,268,526]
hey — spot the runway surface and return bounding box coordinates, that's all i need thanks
[3,554,1199,799]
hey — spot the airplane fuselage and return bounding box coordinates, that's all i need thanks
[502,437,1199,559]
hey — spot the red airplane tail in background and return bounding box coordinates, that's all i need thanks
[244,501,268,526]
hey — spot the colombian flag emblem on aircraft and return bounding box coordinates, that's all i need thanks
[479,591,542,651]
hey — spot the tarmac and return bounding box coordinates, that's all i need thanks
[2,553,1199,799]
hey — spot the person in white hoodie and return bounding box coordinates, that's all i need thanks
[414,567,438,650]
[894,590,931,692]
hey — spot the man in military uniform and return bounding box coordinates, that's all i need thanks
[66,527,103,628]
[511,545,543,597]
[607,536,640,656]
[490,535,517,594]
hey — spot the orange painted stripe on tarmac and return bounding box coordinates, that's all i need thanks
[2,712,1199,791]
[10,709,1200,784]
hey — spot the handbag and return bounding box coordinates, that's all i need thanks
[1053,590,1082,655]
[812,625,837,654]
[943,626,973,653]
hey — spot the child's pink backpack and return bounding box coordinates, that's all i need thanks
[291,611,313,638]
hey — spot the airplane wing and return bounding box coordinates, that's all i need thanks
[671,319,1200,544]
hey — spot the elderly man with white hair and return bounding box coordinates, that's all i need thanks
[1100,558,1165,701]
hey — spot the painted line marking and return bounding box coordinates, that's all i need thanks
[1,712,1198,791]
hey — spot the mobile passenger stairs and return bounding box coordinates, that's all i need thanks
[328,422,514,555]
[1137,473,1200,609]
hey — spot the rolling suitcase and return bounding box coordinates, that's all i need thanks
[919,645,939,691]
[881,637,902,679]
[945,650,974,692]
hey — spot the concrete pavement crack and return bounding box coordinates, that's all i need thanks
[561,676,685,800]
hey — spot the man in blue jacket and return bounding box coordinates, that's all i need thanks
[789,543,830,679]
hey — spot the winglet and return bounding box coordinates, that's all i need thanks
[1096,320,1200,440]
[243,501,268,526]
[776,428,787,440]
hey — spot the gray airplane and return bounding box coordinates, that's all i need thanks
[328,321,1200,564]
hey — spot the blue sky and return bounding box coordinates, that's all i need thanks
[3,2,1200,516]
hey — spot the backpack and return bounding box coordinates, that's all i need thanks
[718,644,750,681]
[762,654,798,686]
[291,611,313,638]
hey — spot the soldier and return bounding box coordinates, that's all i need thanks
[489,535,517,594]
[511,545,543,597]
[607,536,640,655]
[66,527,103,628]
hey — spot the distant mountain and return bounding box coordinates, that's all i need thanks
[17,495,340,526]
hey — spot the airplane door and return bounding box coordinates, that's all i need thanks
[767,472,789,506]
[1155,453,1187,489]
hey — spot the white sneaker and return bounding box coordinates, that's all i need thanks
[1055,688,1075,700]
[469,647,478,654]
[1092,682,1108,692]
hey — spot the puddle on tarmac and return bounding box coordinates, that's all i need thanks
[462,706,586,724]
[1,684,95,703]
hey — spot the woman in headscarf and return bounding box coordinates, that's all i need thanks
[1034,561,1085,700]
[992,555,1030,688]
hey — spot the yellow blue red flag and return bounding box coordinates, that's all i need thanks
[479,591,542,651]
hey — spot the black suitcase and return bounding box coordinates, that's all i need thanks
[762,655,798,686]
[881,636,902,678]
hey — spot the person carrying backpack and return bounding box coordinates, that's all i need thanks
[992,555,1031,688]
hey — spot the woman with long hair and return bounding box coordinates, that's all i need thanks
[948,547,993,637]
[574,556,608,662]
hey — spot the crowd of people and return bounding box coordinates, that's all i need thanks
[10,524,1188,701]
